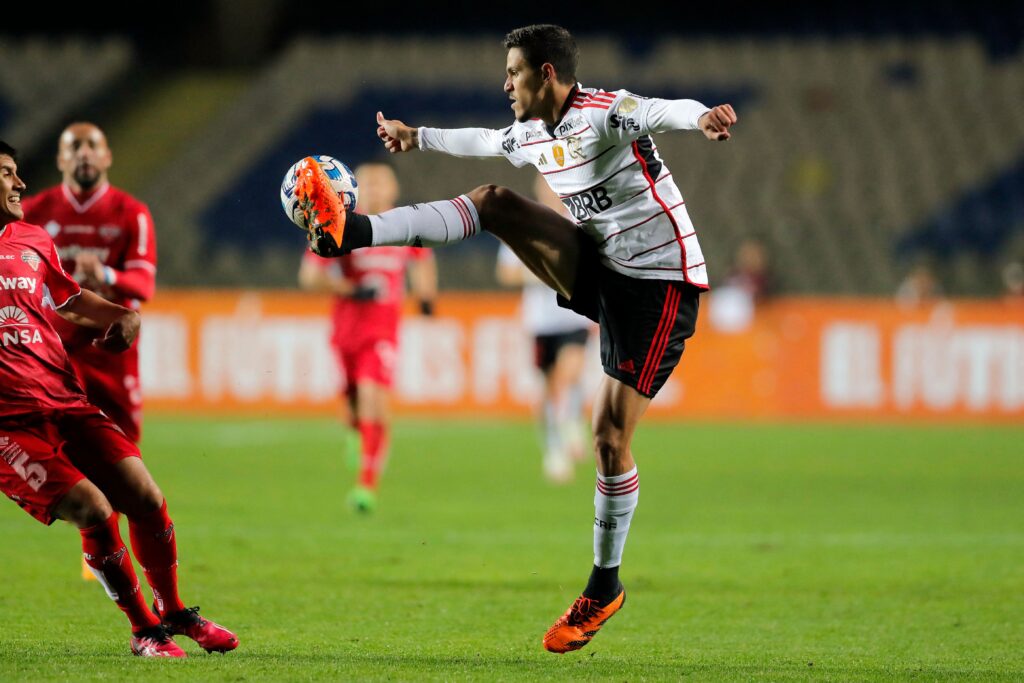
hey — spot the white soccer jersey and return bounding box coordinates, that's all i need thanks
[419,85,711,286]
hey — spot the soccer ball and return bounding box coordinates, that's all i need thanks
[280,155,359,230]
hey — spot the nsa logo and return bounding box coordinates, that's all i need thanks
[20,251,40,271]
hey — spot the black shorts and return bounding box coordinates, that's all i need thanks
[534,329,590,373]
[557,234,702,398]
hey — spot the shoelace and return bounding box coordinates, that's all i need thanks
[169,606,207,627]
[566,597,598,626]
[136,623,175,644]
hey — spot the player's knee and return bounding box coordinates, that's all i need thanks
[58,484,114,528]
[592,427,627,462]
[469,184,518,222]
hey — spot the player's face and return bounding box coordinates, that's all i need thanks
[0,155,27,224]
[354,164,399,215]
[57,124,112,191]
[505,48,545,123]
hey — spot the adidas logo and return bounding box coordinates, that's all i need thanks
[617,359,635,374]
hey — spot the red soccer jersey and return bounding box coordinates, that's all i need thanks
[0,221,89,417]
[21,183,156,349]
[303,247,429,348]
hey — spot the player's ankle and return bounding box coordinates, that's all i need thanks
[583,564,622,604]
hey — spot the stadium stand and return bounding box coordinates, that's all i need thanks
[0,39,133,157]
[8,35,1018,295]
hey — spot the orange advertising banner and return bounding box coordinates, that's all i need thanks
[138,290,1024,422]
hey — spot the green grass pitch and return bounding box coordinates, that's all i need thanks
[0,417,1021,681]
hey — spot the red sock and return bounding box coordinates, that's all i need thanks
[357,421,388,489]
[80,514,160,632]
[127,500,185,616]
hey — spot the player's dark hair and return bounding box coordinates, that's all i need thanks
[0,140,16,161]
[503,24,578,85]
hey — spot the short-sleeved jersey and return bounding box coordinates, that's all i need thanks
[303,246,429,347]
[497,243,591,336]
[0,221,89,417]
[475,86,708,286]
[21,183,156,348]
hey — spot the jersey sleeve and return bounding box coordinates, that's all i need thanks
[418,127,504,157]
[596,90,711,144]
[42,238,81,308]
[112,201,157,301]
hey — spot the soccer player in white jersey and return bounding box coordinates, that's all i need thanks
[497,174,591,484]
[292,24,737,653]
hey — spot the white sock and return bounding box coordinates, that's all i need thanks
[593,467,639,568]
[369,195,480,247]
[542,398,562,454]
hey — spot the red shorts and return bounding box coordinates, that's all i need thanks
[0,406,140,525]
[334,337,398,394]
[70,345,142,443]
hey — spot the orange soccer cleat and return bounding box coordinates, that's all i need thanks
[293,156,348,256]
[542,587,625,653]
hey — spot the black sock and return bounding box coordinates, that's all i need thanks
[583,565,621,603]
[342,210,373,250]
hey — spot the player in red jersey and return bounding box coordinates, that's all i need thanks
[22,122,156,582]
[0,141,237,658]
[299,162,436,513]
[22,122,156,445]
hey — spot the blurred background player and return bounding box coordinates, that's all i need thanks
[298,162,436,513]
[22,122,157,581]
[0,140,236,657]
[496,174,591,483]
[22,122,156,444]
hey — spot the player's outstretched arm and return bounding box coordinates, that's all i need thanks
[57,289,140,352]
[377,111,419,154]
[698,104,738,141]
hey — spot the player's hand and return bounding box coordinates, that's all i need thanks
[93,311,140,353]
[350,285,381,302]
[73,252,106,288]
[699,104,737,141]
[376,111,418,153]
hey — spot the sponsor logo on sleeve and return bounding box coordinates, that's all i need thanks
[618,97,638,114]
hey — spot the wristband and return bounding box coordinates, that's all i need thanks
[103,266,117,286]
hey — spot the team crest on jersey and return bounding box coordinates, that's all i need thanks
[20,251,40,272]
[44,221,60,238]
[553,144,565,167]
[618,97,639,114]
[566,136,586,161]
[99,225,122,241]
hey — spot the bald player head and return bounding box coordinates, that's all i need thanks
[353,163,399,215]
[57,122,112,193]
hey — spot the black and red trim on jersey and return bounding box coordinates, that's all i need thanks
[631,136,706,288]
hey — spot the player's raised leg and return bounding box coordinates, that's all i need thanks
[294,160,581,299]
[543,376,646,653]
